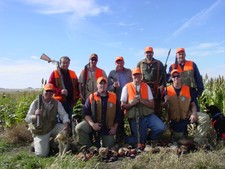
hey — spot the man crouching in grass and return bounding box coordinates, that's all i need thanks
[25,83,70,157]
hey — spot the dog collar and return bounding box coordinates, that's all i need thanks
[212,112,222,120]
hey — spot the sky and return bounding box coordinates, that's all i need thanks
[0,0,224,89]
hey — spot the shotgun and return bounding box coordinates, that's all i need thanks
[37,94,42,127]
[157,49,171,100]
[82,63,89,103]
[40,53,66,89]
[164,49,171,93]
[135,86,140,145]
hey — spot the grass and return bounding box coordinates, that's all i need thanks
[1,123,225,169]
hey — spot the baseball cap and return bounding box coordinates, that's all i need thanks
[115,56,124,62]
[170,69,180,76]
[89,53,98,60]
[145,46,153,52]
[44,83,55,91]
[97,77,108,84]
[132,68,141,75]
[176,48,185,53]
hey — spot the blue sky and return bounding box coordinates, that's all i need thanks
[0,0,224,89]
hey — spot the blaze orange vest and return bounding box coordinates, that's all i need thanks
[89,92,116,129]
[171,61,197,88]
[82,68,104,99]
[125,82,154,119]
[53,69,79,104]
[167,85,191,121]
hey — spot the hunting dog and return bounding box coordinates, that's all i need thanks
[206,105,225,141]
[54,130,69,156]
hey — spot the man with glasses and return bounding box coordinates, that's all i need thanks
[107,56,132,145]
[48,56,79,121]
[25,83,70,156]
[79,53,107,103]
[163,69,210,145]
[75,77,121,148]
[168,48,204,112]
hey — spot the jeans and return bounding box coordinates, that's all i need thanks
[126,114,166,145]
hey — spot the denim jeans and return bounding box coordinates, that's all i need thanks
[126,114,166,145]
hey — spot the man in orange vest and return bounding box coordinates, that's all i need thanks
[78,53,107,103]
[75,77,121,148]
[48,56,79,122]
[168,48,204,112]
[137,46,166,118]
[164,69,210,144]
[121,68,166,149]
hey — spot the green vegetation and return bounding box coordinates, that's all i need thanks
[199,75,225,113]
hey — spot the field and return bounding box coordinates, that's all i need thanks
[0,75,224,169]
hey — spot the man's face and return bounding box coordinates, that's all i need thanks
[97,80,107,93]
[116,60,124,71]
[145,51,154,61]
[60,58,70,70]
[132,73,141,84]
[176,52,186,64]
[43,90,54,100]
[171,73,181,85]
[89,57,98,66]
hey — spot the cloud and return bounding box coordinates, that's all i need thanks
[23,0,109,17]
[187,41,225,58]
[172,0,222,37]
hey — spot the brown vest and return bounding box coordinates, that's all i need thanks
[29,99,58,135]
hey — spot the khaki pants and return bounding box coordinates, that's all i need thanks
[75,121,115,148]
[172,112,210,144]
[194,112,210,144]
[33,123,64,157]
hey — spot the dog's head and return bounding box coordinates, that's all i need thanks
[205,105,221,117]
[55,130,67,143]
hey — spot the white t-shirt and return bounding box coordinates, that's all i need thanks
[120,83,153,102]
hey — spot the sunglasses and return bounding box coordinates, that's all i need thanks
[46,90,54,93]
[91,58,98,62]
[172,75,180,78]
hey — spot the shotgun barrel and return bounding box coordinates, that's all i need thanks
[37,94,42,127]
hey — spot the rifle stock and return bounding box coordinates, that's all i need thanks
[40,53,66,89]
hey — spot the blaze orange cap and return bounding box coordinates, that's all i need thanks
[145,46,153,52]
[170,69,180,76]
[44,83,55,91]
[115,56,124,62]
[132,68,141,75]
[97,77,108,84]
[176,48,185,53]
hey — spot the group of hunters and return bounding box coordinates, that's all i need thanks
[25,46,210,157]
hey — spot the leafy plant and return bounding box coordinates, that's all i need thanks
[199,75,225,113]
